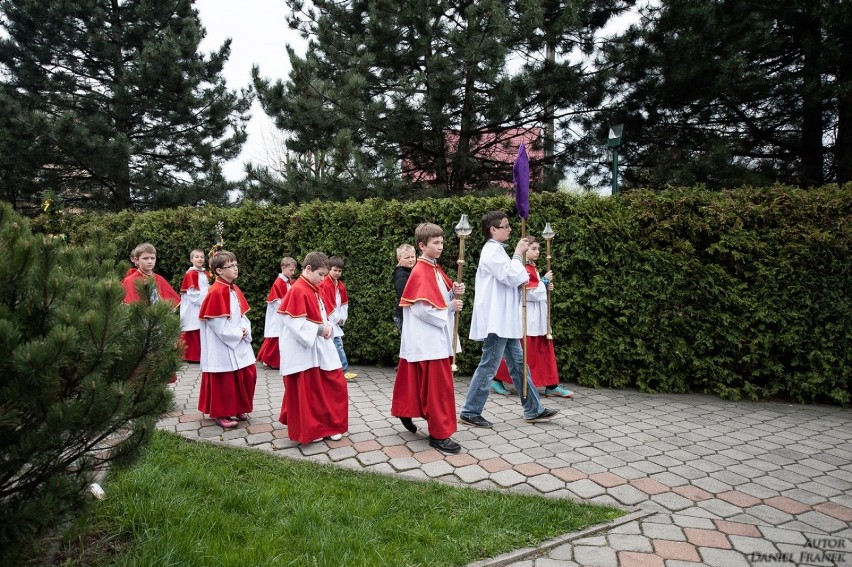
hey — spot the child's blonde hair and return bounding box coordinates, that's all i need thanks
[396,243,415,259]
[189,248,204,259]
[130,242,156,259]
[281,256,297,270]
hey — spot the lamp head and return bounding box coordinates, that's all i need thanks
[454,214,472,237]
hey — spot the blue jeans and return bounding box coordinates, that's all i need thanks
[333,336,348,371]
[461,334,545,420]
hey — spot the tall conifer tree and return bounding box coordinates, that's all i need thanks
[0,0,252,211]
[578,0,852,190]
[253,0,631,200]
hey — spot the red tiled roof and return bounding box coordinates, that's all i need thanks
[404,127,543,188]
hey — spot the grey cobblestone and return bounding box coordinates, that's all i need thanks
[163,364,852,567]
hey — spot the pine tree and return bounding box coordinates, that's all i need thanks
[253,0,632,199]
[0,0,252,211]
[578,0,852,190]
[0,203,181,552]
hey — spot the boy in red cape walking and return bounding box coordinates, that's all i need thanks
[492,236,573,397]
[257,256,297,369]
[121,243,181,383]
[197,251,257,429]
[278,252,348,443]
[179,249,210,363]
[319,256,356,379]
[122,242,181,308]
[392,223,465,454]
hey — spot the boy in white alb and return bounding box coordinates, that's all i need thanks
[277,252,348,444]
[198,251,257,430]
[459,211,559,428]
[179,249,210,363]
[257,256,297,369]
[492,237,574,397]
[319,256,356,379]
[391,223,465,453]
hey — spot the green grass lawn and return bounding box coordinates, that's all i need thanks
[56,431,622,566]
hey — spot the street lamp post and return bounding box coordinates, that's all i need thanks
[607,124,624,195]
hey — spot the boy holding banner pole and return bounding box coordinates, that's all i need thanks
[458,211,559,427]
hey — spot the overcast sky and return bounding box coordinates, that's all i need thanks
[195,2,638,188]
[196,0,307,180]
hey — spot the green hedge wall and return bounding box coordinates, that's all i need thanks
[50,186,851,404]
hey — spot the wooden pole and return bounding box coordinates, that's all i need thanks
[450,234,466,372]
[545,236,553,340]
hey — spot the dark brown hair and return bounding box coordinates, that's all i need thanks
[480,211,508,240]
[303,251,329,271]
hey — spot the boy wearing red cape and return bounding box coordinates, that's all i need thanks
[197,251,257,429]
[178,249,210,363]
[277,252,348,444]
[492,236,574,397]
[121,242,181,308]
[121,243,181,383]
[256,256,297,369]
[319,256,355,379]
[391,223,465,454]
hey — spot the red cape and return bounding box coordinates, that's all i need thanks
[121,269,180,306]
[319,276,349,310]
[400,258,453,309]
[525,263,540,289]
[266,276,292,302]
[180,268,211,293]
[198,279,250,319]
[278,275,325,324]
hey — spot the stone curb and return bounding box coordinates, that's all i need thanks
[466,508,658,567]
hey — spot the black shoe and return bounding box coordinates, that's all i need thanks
[459,414,493,428]
[429,436,461,454]
[400,417,418,433]
[526,408,559,423]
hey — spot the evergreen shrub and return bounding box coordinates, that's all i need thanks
[0,204,180,551]
[49,186,851,404]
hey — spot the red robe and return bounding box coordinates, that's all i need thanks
[256,276,292,369]
[278,276,348,443]
[179,268,211,362]
[391,258,457,439]
[180,330,202,363]
[197,279,256,418]
[495,264,558,387]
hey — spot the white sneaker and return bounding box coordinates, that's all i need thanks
[328,433,343,441]
[311,438,323,443]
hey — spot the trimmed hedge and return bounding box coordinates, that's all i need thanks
[47,186,851,404]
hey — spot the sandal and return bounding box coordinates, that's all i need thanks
[235,413,249,421]
[215,417,238,429]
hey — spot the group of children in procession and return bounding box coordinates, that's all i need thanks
[119,209,573,453]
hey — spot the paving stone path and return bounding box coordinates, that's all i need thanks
[158,364,852,566]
